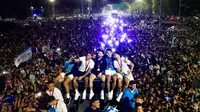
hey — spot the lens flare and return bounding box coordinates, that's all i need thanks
[112,48,116,52]
[108,40,112,44]
[115,41,119,46]
[101,16,133,51]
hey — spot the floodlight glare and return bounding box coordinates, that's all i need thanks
[49,0,55,3]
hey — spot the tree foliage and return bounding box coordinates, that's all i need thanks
[112,1,149,13]
[131,1,149,12]
[152,0,178,15]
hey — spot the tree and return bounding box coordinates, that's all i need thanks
[131,1,149,13]
[152,0,178,15]
[152,0,159,14]
[120,2,132,13]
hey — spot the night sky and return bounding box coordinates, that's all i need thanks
[0,0,122,18]
[0,0,199,19]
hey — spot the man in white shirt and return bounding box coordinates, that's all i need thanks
[113,52,134,102]
[29,73,35,84]
[73,52,95,100]
[48,96,68,112]
[53,69,74,106]
[46,81,64,102]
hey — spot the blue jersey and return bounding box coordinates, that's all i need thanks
[121,88,139,110]
[105,57,115,70]
[64,60,74,73]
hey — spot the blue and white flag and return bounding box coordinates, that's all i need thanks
[105,106,119,112]
[14,47,32,67]
[171,36,176,48]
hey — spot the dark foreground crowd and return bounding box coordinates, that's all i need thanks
[0,15,200,112]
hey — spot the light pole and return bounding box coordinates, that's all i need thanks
[30,0,33,16]
[103,0,107,7]
[87,0,92,14]
[160,0,162,20]
[49,0,55,17]
[178,0,182,17]
[81,0,84,15]
[136,0,143,15]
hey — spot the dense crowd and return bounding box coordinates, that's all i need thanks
[0,15,200,112]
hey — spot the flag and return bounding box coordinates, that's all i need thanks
[14,47,32,67]
[105,106,119,112]
[171,36,176,48]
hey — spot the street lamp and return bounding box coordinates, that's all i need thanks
[31,6,34,16]
[49,0,55,3]
[87,0,92,14]
[49,0,55,17]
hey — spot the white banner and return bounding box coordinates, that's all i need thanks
[14,47,32,67]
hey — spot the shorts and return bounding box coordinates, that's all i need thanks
[116,73,134,81]
[91,70,103,76]
[105,70,116,76]
[74,71,90,77]
[60,72,74,80]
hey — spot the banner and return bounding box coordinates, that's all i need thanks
[14,47,32,67]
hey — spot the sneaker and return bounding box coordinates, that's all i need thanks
[74,91,80,100]
[82,91,87,100]
[89,92,94,100]
[100,91,104,100]
[116,92,123,102]
[108,91,113,100]
[65,97,71,106]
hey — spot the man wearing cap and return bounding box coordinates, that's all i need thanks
[89,50,106,100]
[73,52,95,100]
[121,81,139,112]
[84,97,100,112]
[113,52,134,102]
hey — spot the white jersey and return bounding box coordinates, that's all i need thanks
[78,56,95,72]
[53,100,68,112]
[46,87,64,102]
[114,57,132,74]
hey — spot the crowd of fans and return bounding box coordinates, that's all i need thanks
[0,15,200,112]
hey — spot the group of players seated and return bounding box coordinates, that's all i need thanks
[53,49,134,105]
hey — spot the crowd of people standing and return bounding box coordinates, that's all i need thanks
[0,15,200,112]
